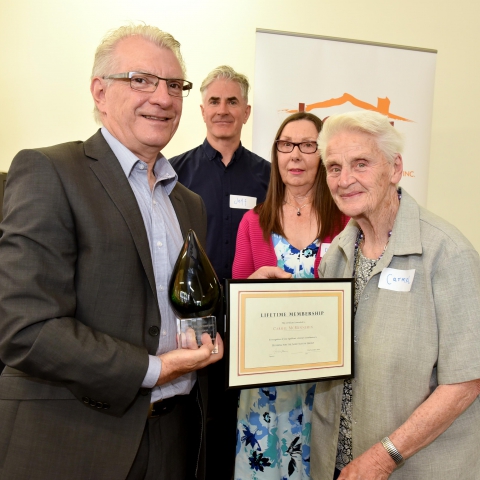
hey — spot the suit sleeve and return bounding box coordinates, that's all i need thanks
[0,150,148,416]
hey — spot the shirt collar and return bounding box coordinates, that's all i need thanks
[387,188,422,256]
[201,138,244,164]
[101,127,178,194]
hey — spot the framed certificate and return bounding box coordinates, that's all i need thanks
[225,278,353,389]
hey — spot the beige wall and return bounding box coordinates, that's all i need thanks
[1,0,479,250]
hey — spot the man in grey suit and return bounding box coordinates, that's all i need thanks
[0,25,223,480]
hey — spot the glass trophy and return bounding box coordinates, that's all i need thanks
[169,230,221,353]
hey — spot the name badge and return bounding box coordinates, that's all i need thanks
[378,268,415,292]
[229,195,257,210]
[320,242,331,257]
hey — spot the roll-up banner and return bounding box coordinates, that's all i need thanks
[252,29,437,206]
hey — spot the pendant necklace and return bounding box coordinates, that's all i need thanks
[284,200,311,216]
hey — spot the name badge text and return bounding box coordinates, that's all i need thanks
[378,268,415,292]
[229,195,257,210]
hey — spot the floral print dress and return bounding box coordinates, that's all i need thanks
[234,234,319,480]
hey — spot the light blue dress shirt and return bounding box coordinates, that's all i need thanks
[101,128,195,402]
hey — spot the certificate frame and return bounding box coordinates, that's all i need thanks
[224,278,354,390]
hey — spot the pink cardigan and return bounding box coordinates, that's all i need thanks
[232,209,347,279]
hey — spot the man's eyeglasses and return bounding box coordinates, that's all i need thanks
[102,72,193,98]
[275,140,318,154]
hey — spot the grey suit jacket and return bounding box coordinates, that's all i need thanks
[0,131,208,480]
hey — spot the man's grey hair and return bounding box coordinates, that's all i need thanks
[91,24,186,124]
[319,110,405,164]
[200,65,250,103]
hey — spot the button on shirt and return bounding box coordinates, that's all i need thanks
[170,139,271,281]
[101,128,195,402]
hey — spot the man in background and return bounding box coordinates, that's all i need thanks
[170,65,271,284]
[0,24,222,480]
[170,65,270,480]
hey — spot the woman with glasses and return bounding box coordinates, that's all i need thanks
[233,112,346,479]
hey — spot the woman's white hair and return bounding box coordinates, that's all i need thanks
[318,110,404,163]
[91,24,185,124]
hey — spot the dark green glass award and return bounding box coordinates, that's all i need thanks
[169,230,221,351]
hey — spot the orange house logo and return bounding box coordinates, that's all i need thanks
[283,94,413,123]
[283,94,415,177]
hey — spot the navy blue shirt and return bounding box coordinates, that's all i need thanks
[170,139,271,281]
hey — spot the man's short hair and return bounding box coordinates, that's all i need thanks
[91,24,185,124]
[200,65,250,103]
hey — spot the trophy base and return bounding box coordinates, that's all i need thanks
[177,316,218,353]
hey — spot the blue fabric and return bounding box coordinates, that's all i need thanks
[170,139,270,281]
[272,234,319,278]
[101,128,195,401]
[235,236,319,479]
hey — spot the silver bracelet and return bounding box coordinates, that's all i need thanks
[380,437,404,466]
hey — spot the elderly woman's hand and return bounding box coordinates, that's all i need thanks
[248,266,293,279]
[338,442,396,480]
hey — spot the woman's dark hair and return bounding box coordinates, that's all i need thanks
[255,111,343,242]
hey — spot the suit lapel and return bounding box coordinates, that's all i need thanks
[169,184,190,239]
[84,131,157,298]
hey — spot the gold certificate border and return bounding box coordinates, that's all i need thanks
[238,290,344,376]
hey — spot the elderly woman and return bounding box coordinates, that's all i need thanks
[311,110,480,480]
[233,112,346,479]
